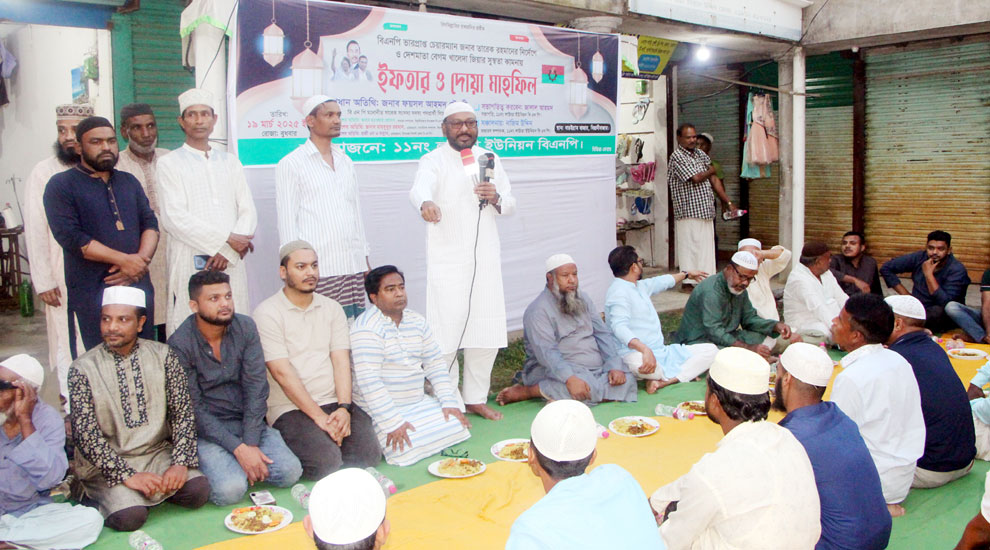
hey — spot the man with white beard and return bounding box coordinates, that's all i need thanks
[496,254,637,406]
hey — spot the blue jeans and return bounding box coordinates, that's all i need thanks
[945,301,987,342]
[197,426,303,506]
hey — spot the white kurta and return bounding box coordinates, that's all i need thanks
[783,262,849,339]
[156,144,257,336]
[116,147,170,326]
[23,155,83,401]
[409,143,515,353]
[746,245,791,320]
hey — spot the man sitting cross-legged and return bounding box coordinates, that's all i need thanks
[497,254,637,406]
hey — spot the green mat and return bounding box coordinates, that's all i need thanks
[82,380,984,549]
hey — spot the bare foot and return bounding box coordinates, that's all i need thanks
[466,403,503,421]
[496,384,540,405]
[887,503,905,518]
[645,379,678,394]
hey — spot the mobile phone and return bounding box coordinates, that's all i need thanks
[194,255,211,271]
[249,490,276,506]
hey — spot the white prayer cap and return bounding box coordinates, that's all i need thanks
[779,342,834,387]
[178,88,215,114]
[737,238,762,250]
[730,251,759,271]
[102,286,147,309]
[709,347,770,395]
[309,468,386,545]
[0,354,44,388]
[884,295,926,321]
[699,132,714,145]
[531,399,597,462]
[301,95,336,117]
[545,253,576,273]
[442,101,475,120]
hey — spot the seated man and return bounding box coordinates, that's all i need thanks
[350,266,471,466]
[506,399,664,549]
[304,468,389,550]
[830,294,925,517]
[886,295,975,488]
[956,471,990,550]
[783,242,848,345]
[737,238,792,321]
[604,245,715,393]
[70,287,208,531]
[945,266,990,344]
[830,230,882,296]
[0,354,103,549]
[675,251,793,360]
[254,241,380,480]
[497,254,637,406]
[966,359,990,461]
[773,343,892,550]
[169,270,302,505]
[880,229,970,332]
[650,348,820,549]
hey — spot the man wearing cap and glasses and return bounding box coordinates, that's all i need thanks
[773,343,892,550]
[886,295,975,490]
[409,101,516,421]
[156,88,258,339]
[506,399,663,548]
[675,250,793,360]
[783,242,849,346]
[650,347,820,549]
[829,294,925,518]
[69,286,208,531]
[276,96,371,320]
[304,468,389,550]
[43,116,160,354]
[737,238,792,322]
[0,354,104,549]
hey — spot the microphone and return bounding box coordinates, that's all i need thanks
[460,148,477,181]
[478,153,495,208]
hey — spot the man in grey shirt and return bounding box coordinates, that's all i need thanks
[830,231,882,297]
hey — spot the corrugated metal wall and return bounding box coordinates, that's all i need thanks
[864,39,990,280]
[677,66,742,252]
[111,0,194,149]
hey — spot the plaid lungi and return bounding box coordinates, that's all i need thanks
[315,272,366,319]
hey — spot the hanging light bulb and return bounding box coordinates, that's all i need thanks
[291,0,324,98]
[262,23,285,67]
[591,35,604,83]
[695,44,711,62]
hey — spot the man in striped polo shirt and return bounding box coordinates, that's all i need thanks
[276,95,371,319]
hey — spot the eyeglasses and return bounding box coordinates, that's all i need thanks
[636,259,645,267]
[729,264,755,283]
[445,119,478,130]
[440,447,469,458]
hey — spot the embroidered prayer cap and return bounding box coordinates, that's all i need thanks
[75,116,114,141]
[730,251,759,271]
[55,103,94,120]
[309,468,386,545]
[530,399,597,462]
[178,88,216,114]
[737,238,762,250]
[699,132,714,145]
[279,240,315,263]
[0,354,44,388]
[884,295,927,321]
[302,95,337,117]
[442,101,475,121]
[545,253,576,273]
[102,286,147,309]
[709,347,770,395]
[120,103,154,123]
[779,342,834,387]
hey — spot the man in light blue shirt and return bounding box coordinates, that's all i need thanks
[604,246,717,393]
[966,359,990,460]
[506,399,664,549]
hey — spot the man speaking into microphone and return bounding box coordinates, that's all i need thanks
[409,101,515,421]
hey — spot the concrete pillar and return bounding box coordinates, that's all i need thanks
[653,76,670,268]
[569,16,623,32]
[191,23,228,150]
[777,58,793,256]
[791,47,806,263]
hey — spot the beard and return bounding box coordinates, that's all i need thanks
[82,149,118,172]
[728,285,745,296]
[54,140,80,165]
[128,138,158,156]
[770,377,786,412]
[287,276,316,294]
[550,279,586,316]
[198,310,233,326]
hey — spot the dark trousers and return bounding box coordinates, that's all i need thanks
[273,403,382,480]
[925,305,956,333]
[102,475,210,531]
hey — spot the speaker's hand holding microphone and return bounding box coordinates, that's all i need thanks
[474,153,497,208]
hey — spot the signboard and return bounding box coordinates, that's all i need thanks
[623,35,678,79]
[628,0,806,41]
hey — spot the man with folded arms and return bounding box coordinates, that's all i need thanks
[254,241,380,480]
[737,238,791,321]
[886,295,975,489]
[604,245,715,393]
[650,347,820,549]
[304,468,389,550]
[830,293,926,517]
[497,254,637,406]
[773,343,891,549]
[783,242,848,345]
[830,231,882,297]
[506,399,664,549]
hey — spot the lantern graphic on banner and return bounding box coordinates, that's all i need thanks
[591,35,604,83]
[291,0,323,98]
[262,0,284,68]
[569,37,589,118]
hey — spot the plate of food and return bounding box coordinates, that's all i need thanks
[948,348,989,361]
[224,505,292,535]
[768,371,777,388]
[608,416,660,437]
[428,457,486,478]
[491,439,530,462]
[677,400,707,416]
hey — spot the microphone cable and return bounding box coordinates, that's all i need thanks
[445,178,486,376]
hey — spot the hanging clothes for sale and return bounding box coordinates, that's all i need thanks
[748,93,779,165]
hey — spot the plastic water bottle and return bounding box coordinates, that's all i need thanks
[655,403,694,420]
[365,467,397,496]
[128,530,163,550]
[291,483,310,509]
[595,423,610,438]
[18,279,34,317]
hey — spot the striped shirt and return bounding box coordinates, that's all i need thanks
[275,139,369,277]
[667,145,715,220]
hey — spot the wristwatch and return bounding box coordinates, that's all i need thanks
[338,402,353,413]
[493,192,501,207]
